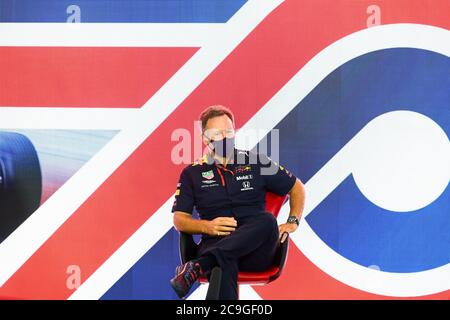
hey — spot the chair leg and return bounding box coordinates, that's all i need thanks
[205,267,222,300]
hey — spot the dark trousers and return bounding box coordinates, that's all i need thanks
[197,212,279,300]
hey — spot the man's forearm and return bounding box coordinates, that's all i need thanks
[173,212,209,235]
[288,179,305,219]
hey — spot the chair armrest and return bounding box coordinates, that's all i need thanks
[179,231,199,264]
[269,232,289,282]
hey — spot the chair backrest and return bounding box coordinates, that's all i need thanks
[264,191,288,218]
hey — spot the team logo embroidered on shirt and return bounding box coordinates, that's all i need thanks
[241,181,254,191]
[201,170,214,180]
[236,174,253,181]
[235,165,252,174]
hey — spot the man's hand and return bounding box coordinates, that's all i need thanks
[204,217,237,237]
[278,223,298,243]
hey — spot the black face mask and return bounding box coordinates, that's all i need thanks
[210,136,235,158]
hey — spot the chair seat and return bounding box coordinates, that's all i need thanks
[198,266,280,285]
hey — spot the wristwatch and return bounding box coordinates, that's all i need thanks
[287,215,299,226]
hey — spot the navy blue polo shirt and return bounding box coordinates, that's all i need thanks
[171,149,297,221]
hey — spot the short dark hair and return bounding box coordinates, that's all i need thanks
[199,105,234,132]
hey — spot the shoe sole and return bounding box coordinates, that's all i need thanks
[170,277,187,299]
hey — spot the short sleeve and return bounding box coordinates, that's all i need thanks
[260,154,297,196]
[171,167,195,214]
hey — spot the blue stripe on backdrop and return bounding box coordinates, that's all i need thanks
[274,48,450,273]
[0,0,247,23]
[275,48,450,184]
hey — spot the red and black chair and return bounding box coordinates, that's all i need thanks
[178,191,289,299]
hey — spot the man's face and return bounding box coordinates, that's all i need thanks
[202,114,235,147]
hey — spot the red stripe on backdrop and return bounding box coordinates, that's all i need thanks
[1,0,449,299]
[374,0,450,27]
[0,47,197,108]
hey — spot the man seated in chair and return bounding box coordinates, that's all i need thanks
[170,105,305,299]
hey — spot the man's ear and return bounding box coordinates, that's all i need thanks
[201,133,209,146]
[201,131,209,144]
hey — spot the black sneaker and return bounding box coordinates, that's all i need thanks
[170,260,204,299]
